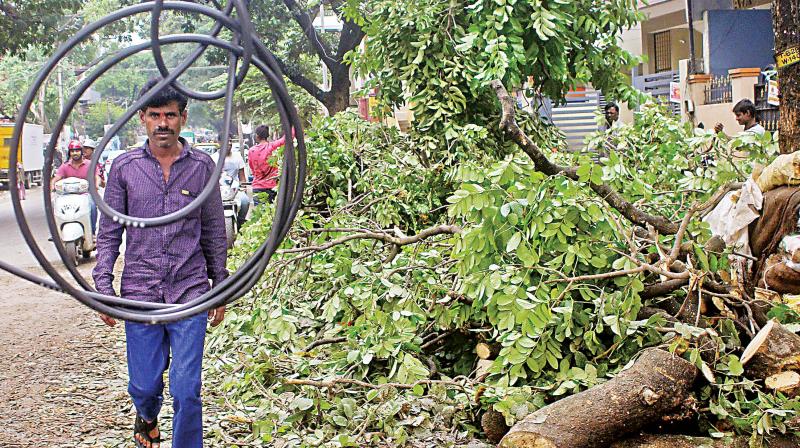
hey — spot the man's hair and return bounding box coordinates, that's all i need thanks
[137,78,189,113]
[255,125,270,141]
[732,99,756,118]
[604,102,619,113]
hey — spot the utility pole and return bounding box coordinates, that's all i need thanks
[773,0,800,154]
[686,0,697,73]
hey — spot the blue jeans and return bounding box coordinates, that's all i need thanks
[237,192,250,228]
[88,194,97,235]
[125,313,207,447]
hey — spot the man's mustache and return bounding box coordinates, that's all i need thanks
[155,128,174,134]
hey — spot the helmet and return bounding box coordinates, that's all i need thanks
[67,140,83,151]
[82,138,97,149]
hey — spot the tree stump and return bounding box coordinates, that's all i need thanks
[499,349,697,448]
[741,319,800,379]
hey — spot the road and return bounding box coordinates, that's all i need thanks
[0,186,132,447]
[0,187,62,268]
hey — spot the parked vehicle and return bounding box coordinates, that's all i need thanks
[180,130,196,145]
[220,172,240,248]
[195,142,220,155]
[53,178,95,265]
[0,123,45,188]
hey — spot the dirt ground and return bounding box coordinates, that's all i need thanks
[0,264,137,447]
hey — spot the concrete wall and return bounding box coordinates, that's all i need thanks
[704,9,775,75]
[670,28,704,72]
[694,103,738,132]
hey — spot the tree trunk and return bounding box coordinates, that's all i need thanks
[741,319,800,379]
[609,433,748,448]
[322,66,352,116]
[499,349,698,448]
[773,0,800,154]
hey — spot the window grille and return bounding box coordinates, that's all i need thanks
[653,31,671,73]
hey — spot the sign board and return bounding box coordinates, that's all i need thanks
[777,46,800,69]
[768,80,780,106]
[669,82,682,103]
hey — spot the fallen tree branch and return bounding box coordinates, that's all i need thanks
[491,80,679,235]
[283,377,467,390]
[304,336,347,351]
[279,224,462,258]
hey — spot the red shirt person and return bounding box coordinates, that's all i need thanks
[248,124,287,204]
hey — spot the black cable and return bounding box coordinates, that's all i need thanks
[2,0,306,323]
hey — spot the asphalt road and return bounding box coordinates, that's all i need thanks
[0,186,66,269]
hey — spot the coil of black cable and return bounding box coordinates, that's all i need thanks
[1,0,306,324]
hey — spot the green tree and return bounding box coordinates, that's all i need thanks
[0,0,82,56]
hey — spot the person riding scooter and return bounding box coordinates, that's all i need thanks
[52,140,100,236]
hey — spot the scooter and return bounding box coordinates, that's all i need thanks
[220,172,240,249]
[53,177,95,266]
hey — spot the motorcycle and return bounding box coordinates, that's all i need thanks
[53,177,95,266]
[220,172,240,249]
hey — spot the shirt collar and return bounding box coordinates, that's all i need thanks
[68,157,88,169]
[143,137,192,161]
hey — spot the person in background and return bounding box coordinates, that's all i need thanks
[714,99,766,137]
[52,140,100,235]
[248,124,287,205]
[16,162,25,200]
[601,102,621,131]
[211,135,251,228]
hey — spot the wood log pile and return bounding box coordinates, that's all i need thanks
[484,188,800,447]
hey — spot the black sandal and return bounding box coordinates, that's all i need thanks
[134,414,161,448]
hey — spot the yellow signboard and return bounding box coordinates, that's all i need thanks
[777,46,800,69]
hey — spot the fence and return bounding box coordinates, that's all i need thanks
[541,89,605,151]
[633,71,680,115]
[754,83,779,132]
[704,74,732,105]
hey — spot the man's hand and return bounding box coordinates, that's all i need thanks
[209,305,226,327]
[714,123,724,133]
[99,313,117,327]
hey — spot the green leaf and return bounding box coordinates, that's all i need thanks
[506,232,522,252]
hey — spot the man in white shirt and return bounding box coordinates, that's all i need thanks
[212,138,250,228]
[714,99,766,137]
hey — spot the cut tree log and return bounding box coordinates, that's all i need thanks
[481,408,510,444]
[741,319,800,379]
[765,371,800,396]
[475,359,494,382]
[609,433,748,448]
[499,349,697,448]
[476,342,500,360]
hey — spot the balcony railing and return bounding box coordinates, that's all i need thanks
[704,74,732,105]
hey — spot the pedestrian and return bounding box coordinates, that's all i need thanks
[211,135,251,228]
[16,162,25,200]
[247,124,287,205]
[714,99,766,137]
[601,102,622,131]
[92,78,228,448]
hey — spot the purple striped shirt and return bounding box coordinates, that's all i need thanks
[92,139,228,304]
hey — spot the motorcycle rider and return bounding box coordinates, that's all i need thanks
[211,135,250,228]
[52,140,100,235]
[82,138,106,187]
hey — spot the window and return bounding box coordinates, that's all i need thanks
[653,31,671,73]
